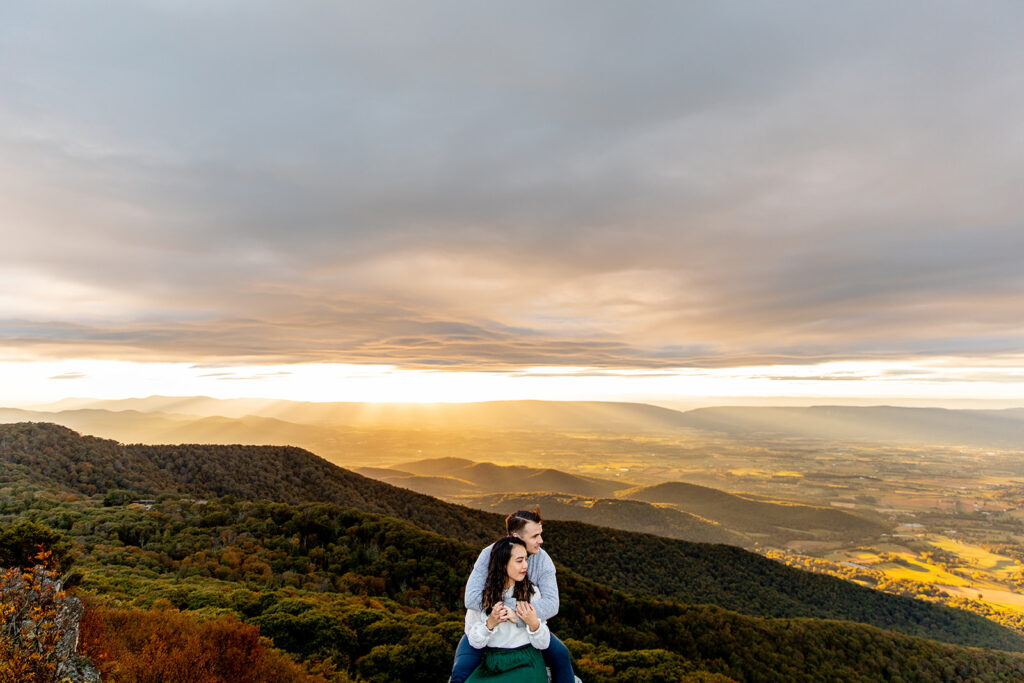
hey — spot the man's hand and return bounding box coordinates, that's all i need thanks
[516,601,541,631]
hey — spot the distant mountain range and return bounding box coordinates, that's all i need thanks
[26,397,697,433]
[677,405,1024,447]
[354,457,631,501]
[358,457,885,548]
[2,397,1009,551]
[0,406,350,451]
[11,396,1024,447]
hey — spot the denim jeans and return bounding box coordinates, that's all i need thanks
[450,632,575,683]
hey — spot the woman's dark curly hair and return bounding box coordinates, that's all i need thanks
[480,536,534,613]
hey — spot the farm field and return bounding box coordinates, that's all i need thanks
[462,429,1024,632]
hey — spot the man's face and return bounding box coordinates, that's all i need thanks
[514,521,543,555]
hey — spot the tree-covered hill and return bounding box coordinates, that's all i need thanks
[392,457,631,496]
[620,481,886,540]
[0,421,500,546]
[546,520,1024,651]
[353,467,482,497]
[11,494,1024,682]
[2,421,1022,654]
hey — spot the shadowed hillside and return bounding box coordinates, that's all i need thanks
[451,492,747,546]
[365,458,884,548]
[353,467,481,497]
[393,457,632,497]
[1,421,1021,653]
[621,481,886,542]
[0,420,499,547]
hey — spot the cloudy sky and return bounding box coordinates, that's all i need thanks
[4,1,1024,404]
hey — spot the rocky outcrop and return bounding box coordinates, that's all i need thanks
[54,595,102,683]
[0,565,101,682]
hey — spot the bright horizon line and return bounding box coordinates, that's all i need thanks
[20,394,1024,413]
[3,358,1024,411]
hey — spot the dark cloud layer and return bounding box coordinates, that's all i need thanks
[3,1,1024,369]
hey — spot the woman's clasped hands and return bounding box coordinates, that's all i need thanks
[485,601,540,632]
[485,602,517,630]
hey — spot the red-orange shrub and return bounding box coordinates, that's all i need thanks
[79,602,323,682]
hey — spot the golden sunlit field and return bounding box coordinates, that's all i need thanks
[677,438,1024,632]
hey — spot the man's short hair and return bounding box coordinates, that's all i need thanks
[505,507,542,536]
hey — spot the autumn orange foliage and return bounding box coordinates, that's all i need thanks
[0,551,68,683]
[79,602,324,683]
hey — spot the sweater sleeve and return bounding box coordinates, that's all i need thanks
[464,545,492,611]
[524,587,550,649]
[527,620,550,650]
[528,550,559,621]
[464,608,495,649]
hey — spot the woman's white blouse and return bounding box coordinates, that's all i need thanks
[464,586,551,650]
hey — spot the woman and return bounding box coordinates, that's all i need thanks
[464,536,550,682]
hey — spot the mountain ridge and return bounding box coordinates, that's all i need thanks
[2,420,1021,653]
[621,480,886,541]
[392,457,634,497]
[366,457,884,547]
[11,397,1024,447]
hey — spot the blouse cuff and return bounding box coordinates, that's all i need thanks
[527,623,550,649]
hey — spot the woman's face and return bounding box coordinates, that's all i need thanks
[505,544,529,583]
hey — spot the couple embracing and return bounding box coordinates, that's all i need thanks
[450,507,578,683]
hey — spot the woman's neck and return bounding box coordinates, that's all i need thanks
[503,577,515,591]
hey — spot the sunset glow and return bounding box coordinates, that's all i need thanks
[3,3,1024,408]
[5,358,1024,408]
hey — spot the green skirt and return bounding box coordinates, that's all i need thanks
[465,643,547,683]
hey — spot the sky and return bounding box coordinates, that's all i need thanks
[3,1,1024,406]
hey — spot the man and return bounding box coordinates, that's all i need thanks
[450,507,576,683]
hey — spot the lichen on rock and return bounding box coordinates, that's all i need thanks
[1,563,101,682]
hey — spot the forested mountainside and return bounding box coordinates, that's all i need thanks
[6,492,1024,681]
[1,421,1019,651]
[3,421,1024,681]
[0,421,500,546]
